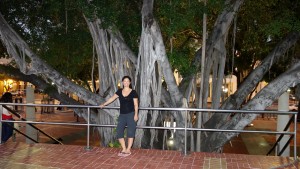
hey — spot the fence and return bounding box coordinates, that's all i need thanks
[0,103,298,160]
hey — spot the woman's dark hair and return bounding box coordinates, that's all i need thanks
[122,76,131,82]
[0,92,13,103]
[122,76,132,89]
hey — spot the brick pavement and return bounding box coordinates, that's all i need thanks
[0,142,299,169]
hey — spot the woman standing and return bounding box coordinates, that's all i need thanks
[100,76,139,157]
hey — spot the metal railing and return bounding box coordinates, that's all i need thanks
[2,105,62,144]
[0,103,298,160]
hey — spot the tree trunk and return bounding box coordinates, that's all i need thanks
[0,13,102,105]
[205,32,300,129]
[195,0,245,151]
[84,17,137,146]
[0,65,89,118]
[202,61,300,152]
[0,12,120,146]
[201,0,244,111]
[132,0,186,148]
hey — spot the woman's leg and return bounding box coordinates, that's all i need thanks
[126,138,134,153]
[118,138,126,152]
[116,114,127,152]
[126,112,136,153]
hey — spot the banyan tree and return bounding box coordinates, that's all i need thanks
[0,0,299,152]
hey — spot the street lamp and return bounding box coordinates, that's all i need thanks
[222,86,228,101]
[163,120,176,133]
[163,119,176,150]
[167,136,174,147]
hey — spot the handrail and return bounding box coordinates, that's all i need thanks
[2,105,63,145]
[0,103,297,160]
[0,102,295,114]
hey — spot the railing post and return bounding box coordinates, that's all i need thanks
[0,105,2,144]
[184,109,187,155]
[85,107,92,151]
[294,113,297,160]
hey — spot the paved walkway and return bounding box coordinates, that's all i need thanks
[0,142,299,169]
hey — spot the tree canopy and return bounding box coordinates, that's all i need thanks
[0,0,93,83]
[1,0,299,81]
[230,0,300,83]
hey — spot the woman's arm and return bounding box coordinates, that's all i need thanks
[133,98,139,121]
[99,94,119,108]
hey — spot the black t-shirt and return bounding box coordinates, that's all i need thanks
[116,89,138,114]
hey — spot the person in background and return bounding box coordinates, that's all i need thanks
[1,92,14,143]
[100,76,139,157]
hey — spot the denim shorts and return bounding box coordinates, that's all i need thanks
[116,112,136,138]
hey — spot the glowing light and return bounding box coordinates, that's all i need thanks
[168,139,174,146]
